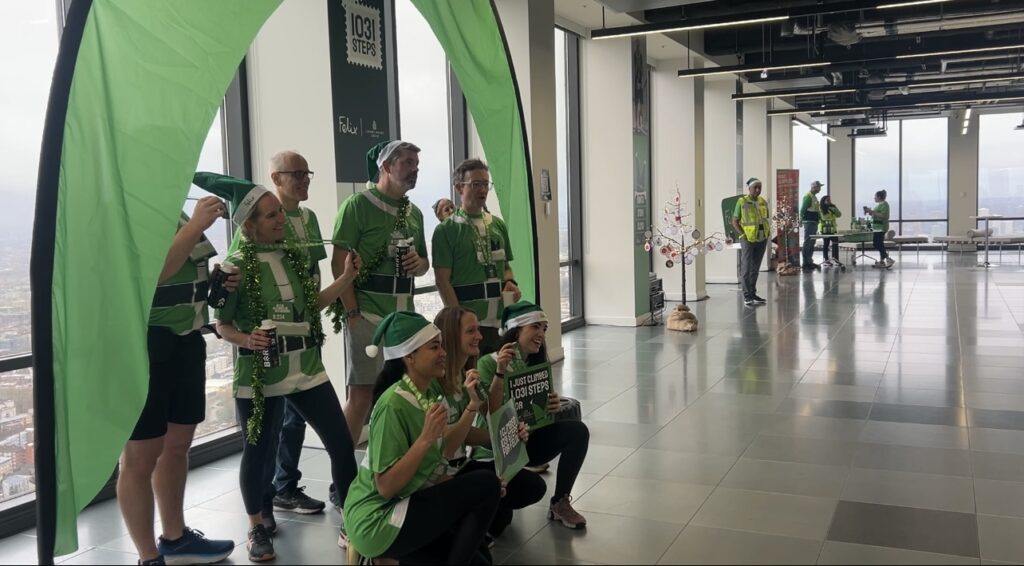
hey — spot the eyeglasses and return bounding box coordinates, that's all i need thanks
[459,180,493,190]
[276,170,314,180]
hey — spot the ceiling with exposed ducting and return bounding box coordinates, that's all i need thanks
[556,0,1024,128]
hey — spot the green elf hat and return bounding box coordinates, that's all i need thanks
[365,311,441,360]
[192,172,271,228]
[499,301,549,336]
[366,139,405,182]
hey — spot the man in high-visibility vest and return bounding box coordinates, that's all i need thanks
[731,177,771,307]
[800,180,824,271]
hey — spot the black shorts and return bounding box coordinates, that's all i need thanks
[129,327,207,441]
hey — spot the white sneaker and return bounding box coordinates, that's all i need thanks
[884,258,895,268]
[872,261,884,268]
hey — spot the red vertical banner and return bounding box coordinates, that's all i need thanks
[775,169,800,268]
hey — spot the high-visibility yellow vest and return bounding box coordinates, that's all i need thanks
[738,196,770,242]
[819,206,842,235]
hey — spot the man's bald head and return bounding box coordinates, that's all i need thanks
[269,150,311,209]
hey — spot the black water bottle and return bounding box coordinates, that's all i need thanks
[207,264,236,309]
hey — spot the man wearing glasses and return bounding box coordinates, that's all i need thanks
[259,151,334,522]
[331,140,429,447]
[433,158,521,354]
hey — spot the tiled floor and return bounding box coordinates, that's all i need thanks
[5,253,1024,564]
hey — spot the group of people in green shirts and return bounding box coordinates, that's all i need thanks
[122,140,590,566]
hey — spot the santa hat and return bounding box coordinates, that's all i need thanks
[499,301,548,336]
[365,311,441,360]
[192,172,271,227]
[366,140,406,183]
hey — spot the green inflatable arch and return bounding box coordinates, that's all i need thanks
[30,1,538,561]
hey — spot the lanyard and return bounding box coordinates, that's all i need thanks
[401,375,436,412]
[455,209,495,270]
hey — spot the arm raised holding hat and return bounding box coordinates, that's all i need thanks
[160,196,226,283]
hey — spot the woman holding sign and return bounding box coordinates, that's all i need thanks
[477,302,591,530]
[344,311,501,564]
[434,307,545,539]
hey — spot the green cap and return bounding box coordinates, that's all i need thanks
[365,311,441,360]
[500,301,548,336]
[192,172,271,227]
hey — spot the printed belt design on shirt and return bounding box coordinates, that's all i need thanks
[152,280,210,308]
[454,281,502,302]
[240,335,317,356]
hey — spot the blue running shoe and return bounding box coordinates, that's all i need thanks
[157,527,234,565]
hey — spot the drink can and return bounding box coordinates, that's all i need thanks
[260,319,279,369]
[207,264,236,309]
[394,244,409,278]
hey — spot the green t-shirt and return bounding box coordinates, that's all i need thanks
[228,206,326,284]
[872,201,890,232]
[800,192,821,222]
[471,352,530,462]
[150,213,217,335]
[216,244,327,398]
[431,210,514,327]
[331,183,427,320]
[344,378,447,558]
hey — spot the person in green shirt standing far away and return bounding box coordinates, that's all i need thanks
[344,311,501,564]
[433,158,522,355]
[331,140,430,448]
[800,180,824,271]
[119,196,238,566]
[864,189,894,269]
[731,177,772,307]
[197,172,362,563]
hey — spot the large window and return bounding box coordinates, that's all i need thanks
[0,1,245,515]
[855,118,948,237]
[792,122,829,194]
[396,0,451,321]
[0,0,59,510]
[979,112,1024,235]
[188,114,237,440]
[555,28,584,327]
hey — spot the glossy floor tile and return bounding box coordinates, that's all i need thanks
[5,253,1024,565]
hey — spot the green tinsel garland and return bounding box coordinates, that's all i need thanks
[239,238,325,445]
[328,196,412,333]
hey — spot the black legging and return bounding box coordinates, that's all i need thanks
[379,469,501,564]
[457,460,546,536]
[235,382,356,515]
[822,236,839,262]
[873,231,889,260]
[524,420,590,503]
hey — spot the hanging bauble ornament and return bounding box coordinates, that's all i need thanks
[644,230,652,239]
[715,241,724,251]
[684,255,694,265]
[660,245,672,256]
[668,226,679,236]
[707,242,716,252]
[673,193,681,204]
[665,260,674,268]
[692,229,701,239]
[643,241,652,252]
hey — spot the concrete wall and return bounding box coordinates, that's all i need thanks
[703,78,741,285]
[580,37,641,325]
